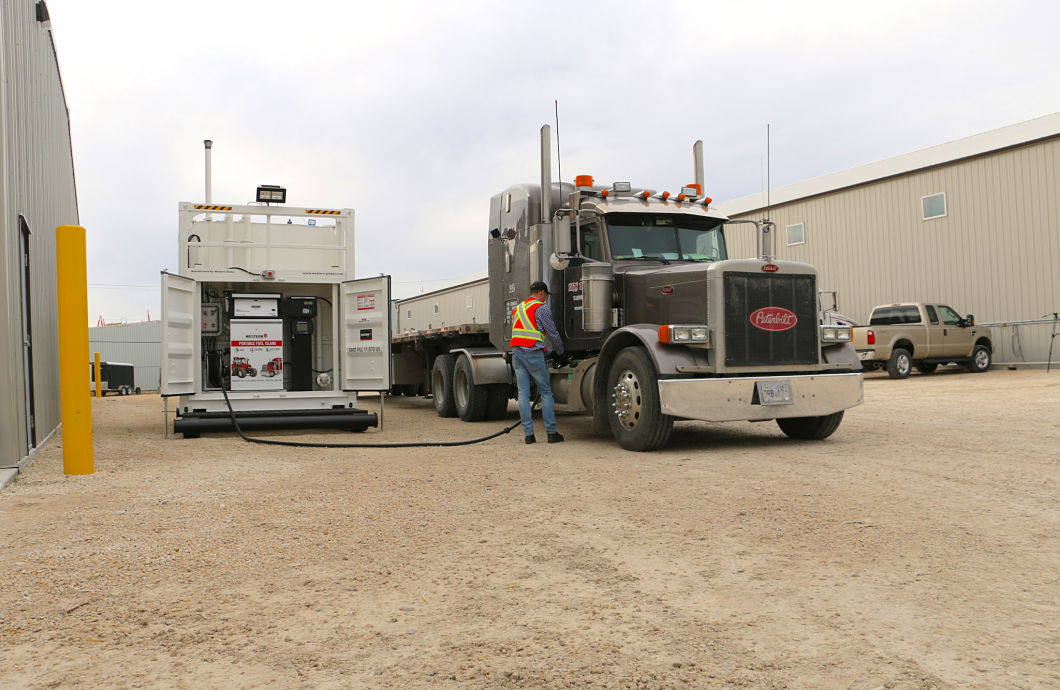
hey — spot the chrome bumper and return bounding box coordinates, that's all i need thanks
[658,372,863,422]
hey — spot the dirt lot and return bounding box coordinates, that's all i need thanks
[1,369,1057,689]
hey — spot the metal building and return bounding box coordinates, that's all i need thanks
[716,112,1060,366]
[88,321,162,392]
[1,1,80,473]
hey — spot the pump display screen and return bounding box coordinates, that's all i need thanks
[605,213,727,262]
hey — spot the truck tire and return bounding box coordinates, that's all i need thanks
[606,347,673,452]
[431,354,458,418]
[454,355,489,422]
[886,348,912,379]
[776,411,844,440]
[484,384,510,420]
[916,362,938,374]
[966,344,991,373]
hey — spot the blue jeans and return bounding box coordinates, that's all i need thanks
[512,348,557,437]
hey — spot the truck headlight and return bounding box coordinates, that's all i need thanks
[658,325,711,345]
[821,325,852,342]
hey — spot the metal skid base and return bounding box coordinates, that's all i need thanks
[174,407,378,437]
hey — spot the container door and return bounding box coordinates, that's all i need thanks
[340,276,392,391]
[160,271,197,396]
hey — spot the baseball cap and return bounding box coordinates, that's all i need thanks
[529,281,549,294]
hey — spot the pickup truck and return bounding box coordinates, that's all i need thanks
[852,303,992,378]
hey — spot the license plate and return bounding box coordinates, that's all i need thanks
[857,350,873,360]
[757,380,793,405]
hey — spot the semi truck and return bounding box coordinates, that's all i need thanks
[390,126,864,451]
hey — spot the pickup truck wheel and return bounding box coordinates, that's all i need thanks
[431,354,458,418]
[966,344,991,373]
[484,384,510,420]
[887,348,912,379]
[916,362,938,374]
[454,355,489,422]
[606,347,673,452]
[776,411,844,440]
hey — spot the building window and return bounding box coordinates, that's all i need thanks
[922,192,946,220]
[406,309,411,319]
[433,304,439,314]
[465,295,473,308]
[786,222,805,246]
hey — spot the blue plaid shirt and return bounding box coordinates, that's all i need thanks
[514,300,564,355]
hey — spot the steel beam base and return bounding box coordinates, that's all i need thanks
[173,407,378,437]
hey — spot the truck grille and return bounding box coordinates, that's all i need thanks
[723,272,818,366]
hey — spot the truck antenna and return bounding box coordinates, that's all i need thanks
[554,100,563,192]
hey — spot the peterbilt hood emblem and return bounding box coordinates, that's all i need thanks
[750,307,797,331]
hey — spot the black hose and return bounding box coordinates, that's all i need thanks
[219,384,523,448]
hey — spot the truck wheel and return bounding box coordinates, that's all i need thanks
[966,344,991,373]
[776,411,844,440]
[431,354,458,418]
[485,384,510,420]
[916,362,938,374]
[454,356,489,422]
[886,348,912,379]
[606,347,673,452]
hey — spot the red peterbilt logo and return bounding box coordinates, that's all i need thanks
[761,264,779,272]
[749,307,797,331]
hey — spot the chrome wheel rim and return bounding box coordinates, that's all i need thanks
[897,353,910,376]
[975,349,989,369]
[611,369,643,431]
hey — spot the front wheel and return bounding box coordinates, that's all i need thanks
[606,347,673,452]
[777,411,845,440]
[966,344,991,373]
[887,348,912,379]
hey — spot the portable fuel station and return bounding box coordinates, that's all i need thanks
[160,195,391,437]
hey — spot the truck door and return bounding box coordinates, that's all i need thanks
[160,271,197,396]
[936,304,973,357]
[340,276,392,391]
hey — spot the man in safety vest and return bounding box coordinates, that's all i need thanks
[511,281,565,444]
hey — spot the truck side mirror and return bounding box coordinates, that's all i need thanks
[965,314,975,326]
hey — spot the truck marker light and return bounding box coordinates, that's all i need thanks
[677,193,687,201]
[702,197,713,205]
[575,174,594,187]
[601,189,610,197]
[658,325,671,343]
[640,190,651,198]
[867,330,875,345]
[661,191,670,199]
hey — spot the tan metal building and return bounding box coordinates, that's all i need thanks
[716,112,1060,366]
[1,0,80,475]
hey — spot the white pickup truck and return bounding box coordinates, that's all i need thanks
[852,302,992,378]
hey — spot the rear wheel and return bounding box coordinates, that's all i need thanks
[606,347,673,452]
[776,411,845,440]
[454,356,489,421]
[431,354,457,418]
[916,362,938,374]
[966,344,991,373]
[887,348,912,379]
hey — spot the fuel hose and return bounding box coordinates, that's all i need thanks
[220,384,524,449]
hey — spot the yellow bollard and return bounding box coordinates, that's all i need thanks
[56,225,94,475]
[94,352,102,397]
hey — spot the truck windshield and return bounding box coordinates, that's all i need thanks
[606,213,726,262]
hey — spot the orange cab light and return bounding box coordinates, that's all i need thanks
[601,189,609,197]
[661,191,670,199]
[640,190,651,198]
[677,193,687,201]
[658,325,671,344]
[575,174,594,187]
[703,196,713,205]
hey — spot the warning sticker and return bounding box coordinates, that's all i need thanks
[357,295,376,311]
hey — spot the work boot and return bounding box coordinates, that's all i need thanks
[525,435,536,444]
[547,432,564,444]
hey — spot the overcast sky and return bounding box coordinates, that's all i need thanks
[43,0,1060,323]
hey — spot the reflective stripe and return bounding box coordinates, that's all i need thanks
[511,299,544,346]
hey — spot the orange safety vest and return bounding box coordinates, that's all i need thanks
[510,297,545,347]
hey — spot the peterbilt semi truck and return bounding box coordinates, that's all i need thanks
[390,126,864,451]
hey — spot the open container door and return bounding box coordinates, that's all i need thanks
[340,276,392,391]
[160,271,196,396]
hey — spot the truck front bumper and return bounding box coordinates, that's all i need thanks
[658,372,863,422]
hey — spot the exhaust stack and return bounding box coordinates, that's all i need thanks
[540,125,552,223]
[204,139,213,204]
[693,140,704,192]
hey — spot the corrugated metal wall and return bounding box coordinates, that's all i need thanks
[1,1,80,469]
[88,322,162,391]
[724,137,1060,364]
[395,279,489,334]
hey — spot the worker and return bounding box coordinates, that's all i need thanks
[510,280,566,444]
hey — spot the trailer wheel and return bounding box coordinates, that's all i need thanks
[134,387,141,394]
[886,348,912,379]
[966,344,991,373]
[454,356,489,422]
[916,362,938,374]
[485,384,510,420]
[606,347,673,452]
[776,411,845,440]
[431,354,458,418]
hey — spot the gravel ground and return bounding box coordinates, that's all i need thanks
[1,368,1057,689]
